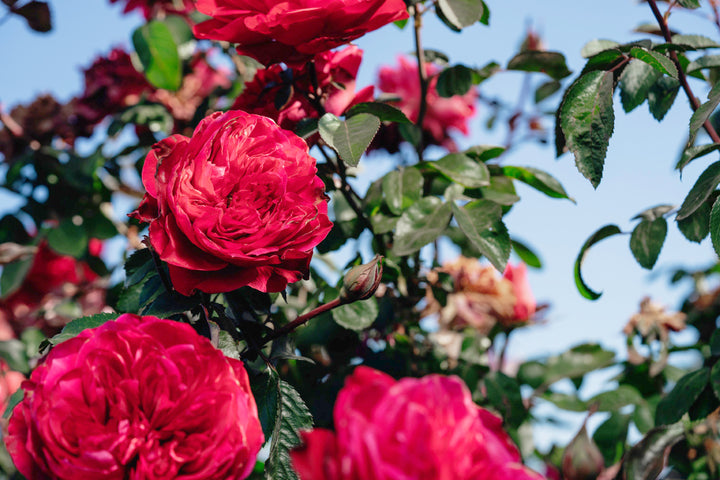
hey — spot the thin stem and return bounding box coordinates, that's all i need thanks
[648,0,720,143]
[261,297,342,344]
[497,328,514,372]
[412,4,429,160]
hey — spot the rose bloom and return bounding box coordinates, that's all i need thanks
[374,56,477,152]
[0,240,107,335]
[6,313,263,480]
[131,110,333,296]
[291,366,544,480]
[193,0,409,66]
[503,262,536,322]
[109,0,196,20]
[232,46,373,135]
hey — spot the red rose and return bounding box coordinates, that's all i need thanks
[291,366,544,480]
[6,314,263,480]
[193,0,409,65]
[374,56,478,152]
[131,110,332,295]
[232,46,373,135]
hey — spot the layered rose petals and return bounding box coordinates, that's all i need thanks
[5,314,264,480]
[131,110,332,296]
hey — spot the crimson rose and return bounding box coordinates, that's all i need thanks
[131,110,332,295]
[193,0,409,65]
[6,314,263,480]
[291,367,544,480]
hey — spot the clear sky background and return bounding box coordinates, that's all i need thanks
[1,0,718,446]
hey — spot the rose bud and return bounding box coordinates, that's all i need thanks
[340,255,383,303]
[562,421,605,480]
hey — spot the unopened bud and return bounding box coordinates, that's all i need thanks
[340,255,383,303]
[562,422,605,480]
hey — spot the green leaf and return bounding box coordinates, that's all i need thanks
[132,20,181,91]
[436,0,484,29]
[710,195,720,257]
[47,218,88,258]
[687,54,720,73]
[542,343,616,386]
[144,291,198,317]
[676,143,720,172]
[452,200,510,270]
[629,218,667,269]
[711,361,720,401]
[333,297,379,331]
[437,64,474,97]
[0,254,33,298]
[581,39,621,58]
[540,392,588,412]
[428,153,490,188]
[46,313,120,347]
[345,102,411,124]
[0,340,29,373]
[581,49,625,74]
[629,47,678,78]
[392,198,453,256]
[398,123,422,148]
[3,388,23,421]
[511,238,542,268]
[676,160,720,220]
[574,224,623,300]
[463,145,505,162]
[682,197,713,243]
[534,80,562,103]
[266,380,313,480]
[619,59,661,112]
[506,51,572,80]
[318,113,380,167]
[655,368,709,425]
[560,71,615,188]
[589,385,643,412]
[162,15,193,48]
[688,81,720,146]
[484,372,526,428]
[622,422,685,480]
[382,167,423,216]
[501,165,574,201]
[671,34,720,49]
[250,369,280,441]
[594,413,631,465]
[648,76,680,121]
[632,204,674,221]
[677,0,700,8]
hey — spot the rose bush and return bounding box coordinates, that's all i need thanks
[192,0,409,65]
[290,366,544,480]
[131,109,332,295]
[6,313,263,480]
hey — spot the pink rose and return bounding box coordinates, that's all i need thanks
[291,366,544,480]
[232,46,373,135]
[375,56,477,152]
[503,262,536,322]
[193,0,409,66]
[109,0,196,20]
[130,110,333,295]
[6,314,263,480]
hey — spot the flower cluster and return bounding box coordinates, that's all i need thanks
[291,366,543,480]
[6,314,263,479]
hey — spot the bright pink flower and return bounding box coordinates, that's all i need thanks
[503,262,536,322]
[291,366,544,480]
[109,0,195,20]
[193,0,408,66]
[232,46,373,135]
[6,314,263,480]
[130,110,332,296]
[375,56,477,152]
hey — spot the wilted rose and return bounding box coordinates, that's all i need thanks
[193,0,408,65]
[131,110,333,295]
[291,366,544,480]
[6,314,263,480]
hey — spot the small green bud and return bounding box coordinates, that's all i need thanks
[340,255,384,303]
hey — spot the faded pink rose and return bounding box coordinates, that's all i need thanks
[6,314,263,480]
[503,262,536,322]
[232,45,373,135]
[291,366,544,480]
[193,0,408,66]
[109,0,195,20]
[375,56,477,152]
[130,110,333,295]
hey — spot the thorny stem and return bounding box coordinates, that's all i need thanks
[412,4,429,160]
[261,297,342,344]
[647,0,720,144]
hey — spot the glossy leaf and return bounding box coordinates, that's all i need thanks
[47,218,88,258]
[318,113,380,167]
[132,21,181,91]
[463,145,505,161]
[647,76,680,121]
[452,200,510,270]
[711,195,720,257]
[677,0,700,8]
[560,70,615,188]
[619,59,661,113]
[45,313,120,347]
[629,218,667,269]
[333,297,379,331]
[676,160,720,220]
[581,49,624,74]
[688,81,720,146]
[671,34,720,49]
[622,422,685,480]
[428,153,490,188]
[677,195,711,243]
[392,198,452,256]
[628,47,678,78]
[382,167,423,216]
[436,0,484,29]
[437,64,474,97]
[574,224,623,300]
[676,143,720,172]
[507,51,572,80]
[266,379,313,480]
[346,102,411,124]
[655,368,709,425]
[511,238,542,268]
[501,165,574,201]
